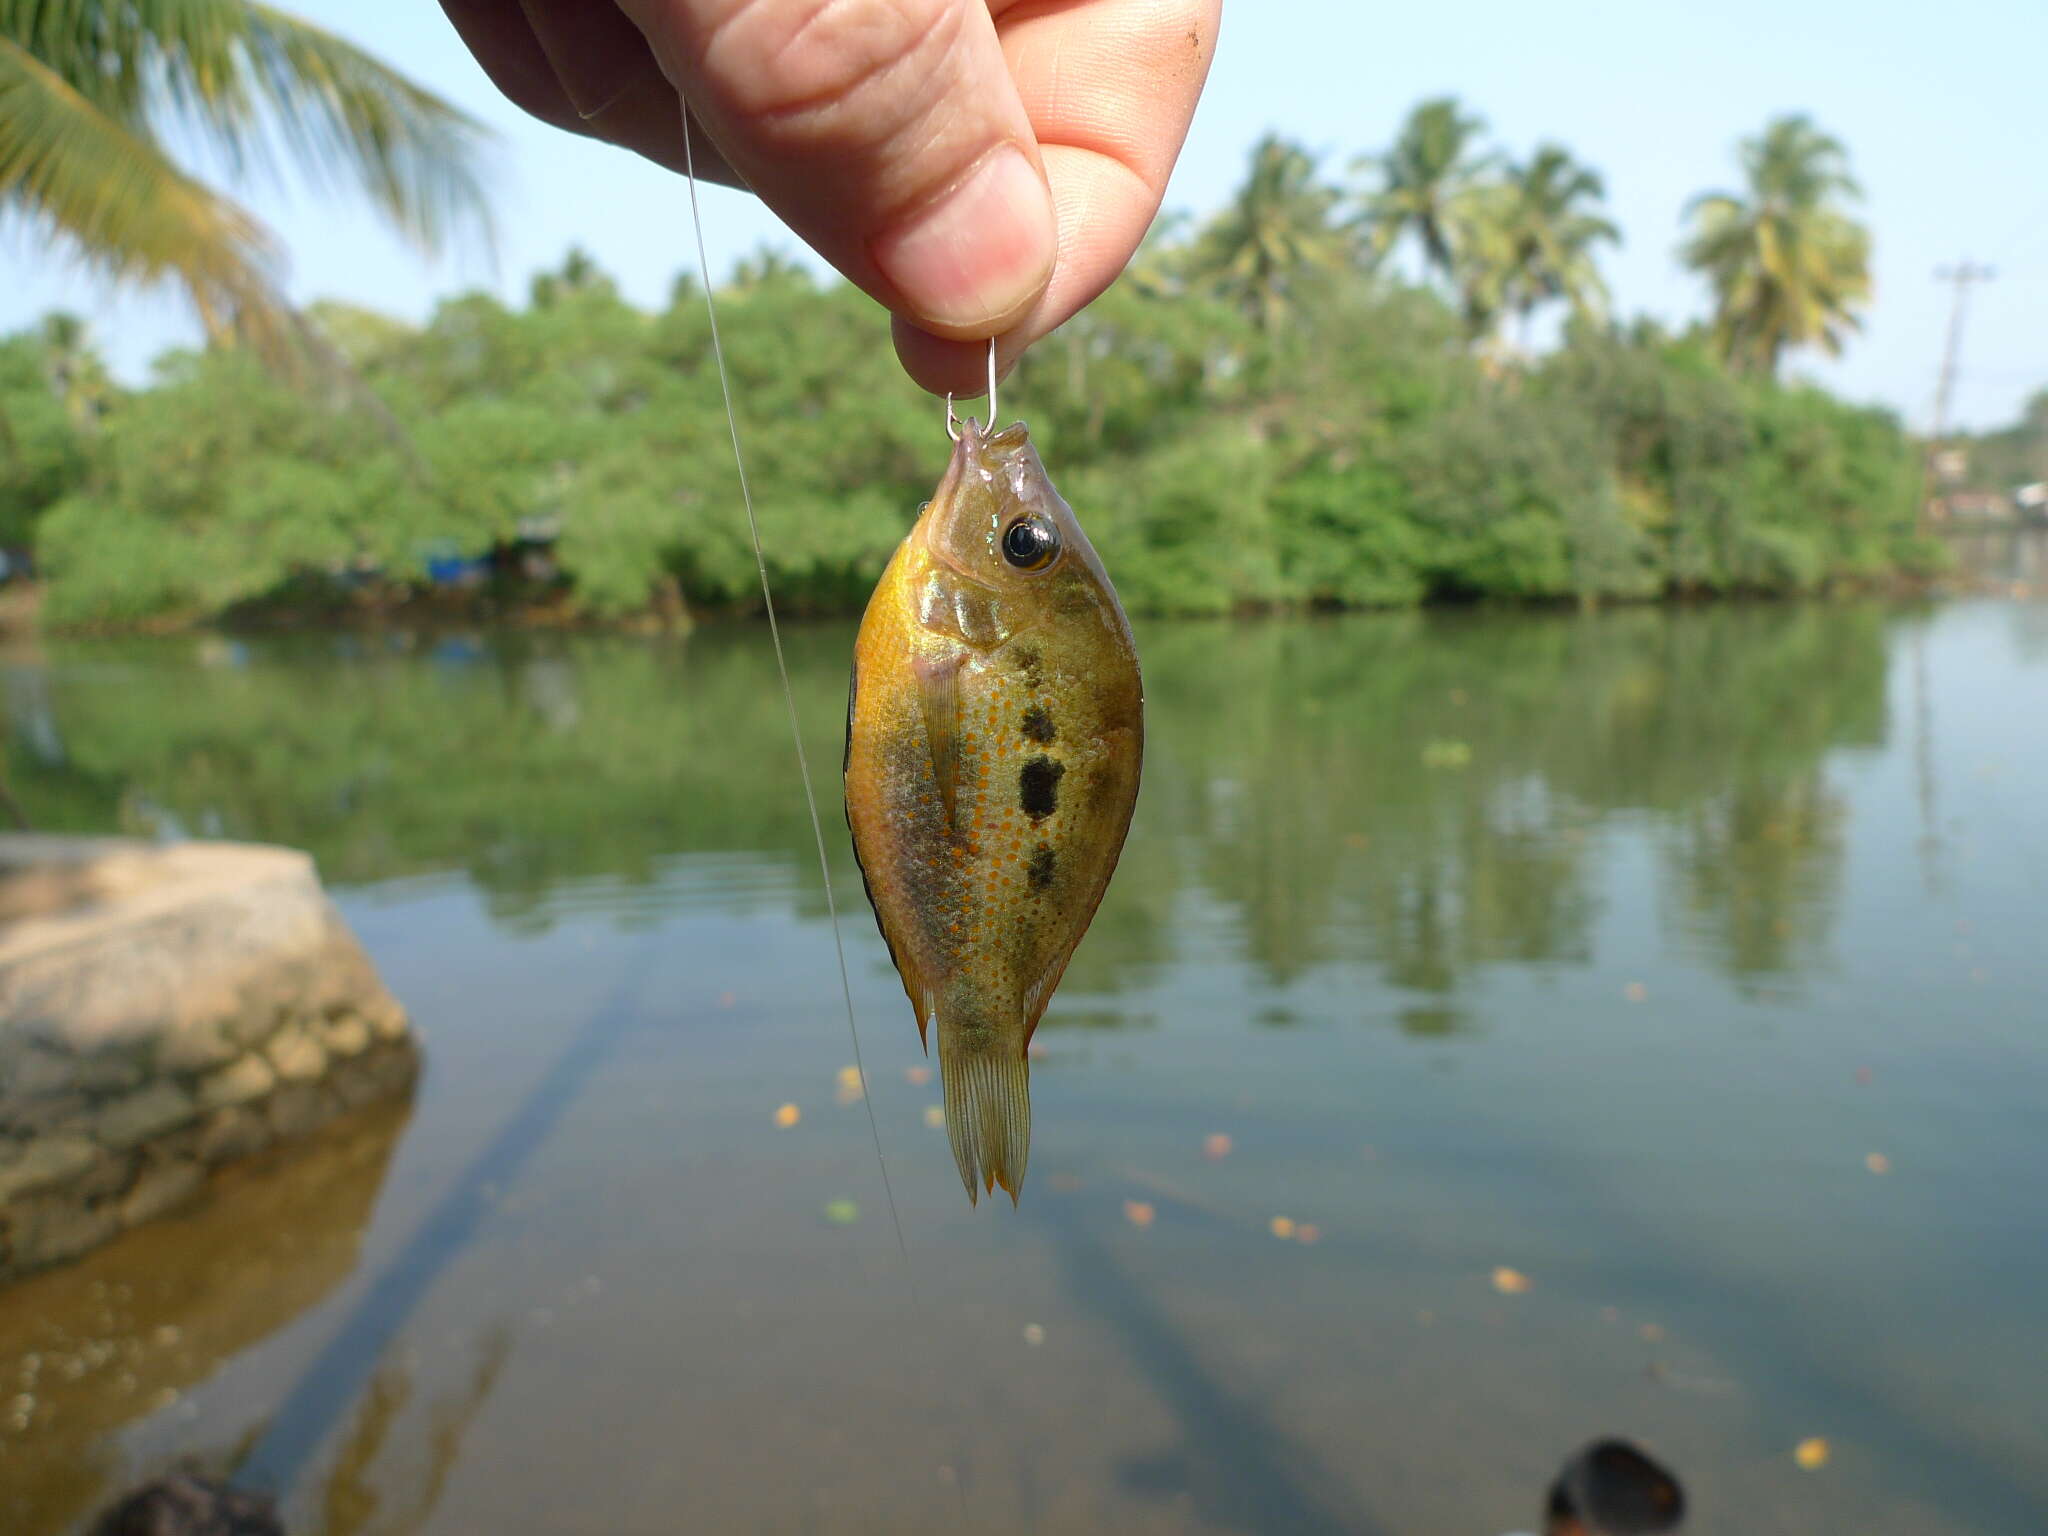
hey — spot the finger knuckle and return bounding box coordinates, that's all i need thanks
[704,0,962,132]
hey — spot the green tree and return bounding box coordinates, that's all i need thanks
[1679,114,1871,377]
[0,0,493,363]
[1459,144,1619,345]
[1187,134,1353,332]
[1354,96,1494,282]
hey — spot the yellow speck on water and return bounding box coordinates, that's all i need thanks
[1794,1437,1830,1470]
[1269,1217,1296,1240]
[824,1199,859,1225]
[1123,1200,1156,1228]
[922,1105,945,1129]
[772,1103,800,1129]
[1022,1323,1045,1347]
[1865,1152,1891,1175]
[1203,1133,1233,1160]
[835,1066,865,1105]
[1492,1266,1531,1295]
[1640,1323,1666,1343]
[905,1066,931,1086]
[1624,981,1648,1003]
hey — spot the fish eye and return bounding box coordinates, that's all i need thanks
[1001,514,1060,572]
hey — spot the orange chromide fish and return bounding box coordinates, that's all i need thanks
[845,419,1143,1204]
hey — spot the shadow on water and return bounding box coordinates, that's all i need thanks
[1026,1195,1388,1536]
[239,941,659,1496]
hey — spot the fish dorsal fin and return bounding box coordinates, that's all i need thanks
[915,654,964,829]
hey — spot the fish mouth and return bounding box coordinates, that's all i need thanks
[917,419,1033,586]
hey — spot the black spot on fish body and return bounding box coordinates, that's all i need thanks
[1020,704,1056,743]
[1019,756,1064,820]
[1027,844,1056,892]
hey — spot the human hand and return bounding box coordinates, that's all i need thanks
[440,0,1220,396]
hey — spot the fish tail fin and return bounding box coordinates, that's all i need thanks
[938,1036,1031,1206]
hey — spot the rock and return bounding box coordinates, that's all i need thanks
[95,1083,200,1151]
[266,1084,332,1140]
[196,1106,272,1166]
[264,1022,327,1083]
[365,994,410,1042]
[0,1134,97,1204]
[71,1048,151,1095]
[4,1043,77,1099]
[118,1159,204,1226]
[155,1018,242,1074]
[3,1091,94,1136]
[196,1054,276,1111]
[318,1011,371,1059]
[17,1194,120,1269]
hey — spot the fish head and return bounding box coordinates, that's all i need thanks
[910,420,1121,649]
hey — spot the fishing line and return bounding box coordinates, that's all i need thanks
[677,100,908,1266]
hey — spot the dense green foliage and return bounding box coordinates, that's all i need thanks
[2,113,1939,628]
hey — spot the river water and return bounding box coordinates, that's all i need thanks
[2,591,2045,1534]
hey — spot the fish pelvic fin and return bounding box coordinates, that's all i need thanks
[937,1034,1031,1206]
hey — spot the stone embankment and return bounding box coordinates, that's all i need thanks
[0,837,418,1282]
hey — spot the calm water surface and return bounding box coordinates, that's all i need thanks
[2,597,2045,1535]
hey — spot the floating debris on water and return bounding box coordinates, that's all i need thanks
[835,1065,865,1105]
[922,1105,945,1129]
[1640,1323,1666,1343]
[1203,1133,1233,1160]
[824,1199,860,1225]
[1123,1200,1156,1228]
[773,1103,801,1129]
[1022,1323,1045,1347]
[1492,1266,1532,1295]
[1794,1437,1830,1470]
[1422,738,1473,769]
[905,1066,932,1086]
[1269,1217,1296,1240]
[1865,1152,1891,1175]
[1294,1223,1322,1244]
[1624,981,1648,1003]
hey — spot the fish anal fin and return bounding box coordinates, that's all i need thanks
[914,653,965,830]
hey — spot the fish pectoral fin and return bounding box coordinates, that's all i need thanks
[915,654,965,829]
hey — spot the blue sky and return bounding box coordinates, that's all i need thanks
[3,0,2044,430]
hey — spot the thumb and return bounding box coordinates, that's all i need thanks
[617,0,1057,340]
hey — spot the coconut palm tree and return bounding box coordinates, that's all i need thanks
[1463,144,1619,344]
[1354,96,1494,283]
[1187,134,1353,333]
[1679,115,1871,377]
[1,1,493,366]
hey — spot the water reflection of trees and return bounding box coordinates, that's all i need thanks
[5,605,1890,997]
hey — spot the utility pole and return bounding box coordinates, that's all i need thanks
[1921,260,1996,532]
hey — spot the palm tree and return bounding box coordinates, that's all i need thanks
[1354,97,1494,283]
[37,311,113,425]
[1187,134,1353,333]
[1679,115,1871,377]
[1,2,493,366]
[1463,144,1619,344]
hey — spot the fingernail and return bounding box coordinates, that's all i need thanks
[872,147,1055,335]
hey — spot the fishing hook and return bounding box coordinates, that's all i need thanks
[944,338,999,443]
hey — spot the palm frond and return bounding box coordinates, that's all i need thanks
[1,0,494,258]
[0,33,295,351]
